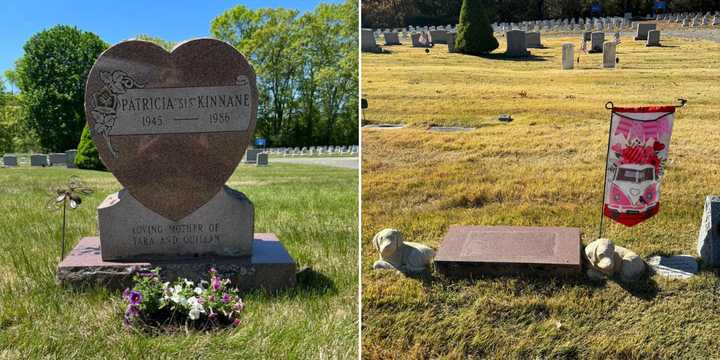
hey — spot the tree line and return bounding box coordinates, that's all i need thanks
[361,0,720,28]
[0,0,357,156]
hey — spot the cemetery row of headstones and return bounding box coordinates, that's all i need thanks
[2,150,77,168]
[657,11,720,27]
[258,145,358,157]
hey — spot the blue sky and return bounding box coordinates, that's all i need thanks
[0,0,342,88]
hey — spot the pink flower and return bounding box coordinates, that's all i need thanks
[233,318,241,327]
[211,277,221,290]
[222,293,231,303]
[233,299,245,311]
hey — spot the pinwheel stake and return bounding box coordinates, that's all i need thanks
[48,176,93,259]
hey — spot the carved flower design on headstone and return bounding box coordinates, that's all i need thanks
[90,70,144,158]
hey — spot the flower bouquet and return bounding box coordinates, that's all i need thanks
[122,268,245,329]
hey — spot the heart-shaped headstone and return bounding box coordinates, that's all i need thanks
[84,39,257,221]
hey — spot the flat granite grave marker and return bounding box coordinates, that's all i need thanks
[435,226,582,277]
[3,155,17,167]
[58,38,295,291]
[30,154,47,167]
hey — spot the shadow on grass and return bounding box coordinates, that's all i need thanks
[409,267,661,300]
[478,53,550,62]
[294,266,337,296]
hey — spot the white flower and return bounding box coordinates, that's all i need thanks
[184,279,194,287]
[194,287,203,295]
[187,296,205,320]
[170,293,187,306]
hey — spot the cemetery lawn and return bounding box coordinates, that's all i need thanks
[0,164,358,359]
[362,34,720,359]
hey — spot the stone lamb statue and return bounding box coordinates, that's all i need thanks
[585,238,646,282]
[372,229,434,273]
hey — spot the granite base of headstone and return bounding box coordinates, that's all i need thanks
[647,255,698,279]
[58,235,296,291]
[66,149,77,168]
[697,195,720,267]
[434,226,582,277]
[257,152,268,166]
[30,154,47,167]
[3,155,17,167]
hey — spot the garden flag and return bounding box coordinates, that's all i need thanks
[603,105,676,227]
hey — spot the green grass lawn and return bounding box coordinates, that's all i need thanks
[362,33,720,359]
[0,163,358,359]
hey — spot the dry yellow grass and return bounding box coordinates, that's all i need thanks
[361,33,720,359]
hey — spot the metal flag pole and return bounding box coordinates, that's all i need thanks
[598,98,687,240]
[598,101,615,239]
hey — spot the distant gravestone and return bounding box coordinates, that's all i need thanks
[48,153,66,166]
[3,155,17,167]
[256,152,268,166]
[525,32,542,48]
[66,149,77,168]
[562,43,575,70]
[30,154,47,167]
[647,255,698,279]
[697,195,720,267]
[383,32,401,46]
[245,148,261,163]
[447,32,457,53]
[57,38,295,291]
[411,33,430,48]
[602,41,617,68]
[646,30,661,46]
[429,30,447,44]
[590,32,605,53]
[634,23,656,40]
[361,29,380,52]
[505,30,529,57]
[435,226,582,277]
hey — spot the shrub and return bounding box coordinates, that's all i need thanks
[75,125,106,171]
[455,0,499,55]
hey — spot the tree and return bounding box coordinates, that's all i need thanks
[455,0,499,55]
[74,125,105,170]
[211,1,358,147]
[15,25,107,152]
[135,34,177,51]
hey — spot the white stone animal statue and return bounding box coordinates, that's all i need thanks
[585,238,645,282]
[372,229,435,273]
